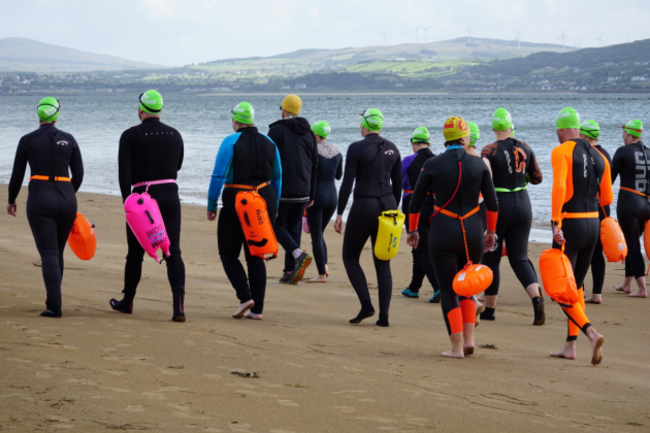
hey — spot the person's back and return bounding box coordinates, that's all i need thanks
[110,90,187,322]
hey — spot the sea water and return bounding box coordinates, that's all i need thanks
[1,93,648,242]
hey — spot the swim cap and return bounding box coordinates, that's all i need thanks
[443,116,470,142]
[492,108,513,131]
[139,90,163,114]
[511,124,516,138]
[360,108,384,132]
[556,107,580,129]
[311,120,331,138]
[580,119,601,139]
[37,97,60,122]
[411,126,430,143]
[623,119,643,137]
[468,122,480,146]
[231,102,255,124]
[281,94,302,115]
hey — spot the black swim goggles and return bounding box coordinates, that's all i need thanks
[139,93,162,113]
[38,99,61,119]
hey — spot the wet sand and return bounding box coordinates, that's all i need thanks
[1,190,649,432]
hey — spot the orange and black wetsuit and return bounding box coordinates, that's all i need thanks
[611,141,650,279]
[551,138,613,341]
[481,138,543,297]
[409,146,498,335]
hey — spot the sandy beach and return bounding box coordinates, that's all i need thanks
[1,189,649,433]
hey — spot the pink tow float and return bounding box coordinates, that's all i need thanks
[124,190,170,263]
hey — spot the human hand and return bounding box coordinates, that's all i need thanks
[484,230,495,252]
[552,225,565,245]
[207,211,217,221]
[305,200,314,209]
[6,203,16,217]
[407,232,420,249]
[334,215,343,234]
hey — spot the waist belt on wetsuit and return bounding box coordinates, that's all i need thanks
[494,186,527,193]
[404,190,434,196]
[559,211,598,219]
[30,175,71,182]
[620,186,649,198]
[132,179,176,188]
[433,205,480,220]
[224,181,270,191]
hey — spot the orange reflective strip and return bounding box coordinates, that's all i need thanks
[620,186,648,197]
[30,175,71,182]
[224,181,270,191]
[404,190,414,194]
[561,212,598,219]
[433,205,480,221]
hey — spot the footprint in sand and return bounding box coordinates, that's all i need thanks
[277,400,299,407]
[36,372,52,378]
[126,405,146,412]
[142,391,167,400]
[203,374,221,380]
[334,406,356,413]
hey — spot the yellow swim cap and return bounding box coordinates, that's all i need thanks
[443,116,471,141]
[281,94,302,115]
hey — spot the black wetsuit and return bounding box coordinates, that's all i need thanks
[590,145,612,294]
[306,142,342,275]
[480,138,543,297]
[338,133,401,324]
[207,127,282,314]
[8,123,84,310]
[117,118,185,309]
[401,148,438,294]
[410,146,498,335]
[611,141,650,279]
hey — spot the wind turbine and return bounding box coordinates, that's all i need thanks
[513,29,525,49]
[595,32,605,47]
[422,26,432,43]
[380,32,388,47]
[413,23,421,44]
[557,28,569,52]
[465,23,475,43]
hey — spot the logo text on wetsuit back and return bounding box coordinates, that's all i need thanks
[634,151,650,192]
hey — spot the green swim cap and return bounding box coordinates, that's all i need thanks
[556,107,580,129]
[580,119,600,139]
[311,120,331,138]
[360,108,383,132]
[468,122,480,146]
[231,101,255,124]
[37,97,60,122]
[411,126,430,143]
[139,90,163,114]
[623,119,643,137]
[511,124,516,138]
[492,108,513,131]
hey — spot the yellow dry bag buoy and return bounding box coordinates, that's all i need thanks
[600,216,627,263]
[374,210,405,261]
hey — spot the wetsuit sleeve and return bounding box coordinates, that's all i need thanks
[526,149,543,185]
[391,152,402,207]
[207,134,238,212]
[408,162,433,229]
[178,133,184,171]
[611,147,622,184]
[69,139,84,193]
[599,157,614,207]
[337,146,357,215]
[335,154,343,180]
[309,137,318,201]
[271,143,283,205]
[118,130,133,202]
[551,144,572,223]
[480,165,498,232]
[7,139,28,205]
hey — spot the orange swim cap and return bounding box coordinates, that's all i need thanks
[443,116,470,141]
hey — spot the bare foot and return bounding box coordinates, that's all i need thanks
[463,345,475,356]
[308,275,328,283]
[232,300,255,318]
[442,349,465,359]
[550,343,576,360]
[628,291,648,298]
[614,284,631,294]
[585,295,602,304]
[244,311,263,320]
[588,329,604,365]
[325,264,329,277]
[475,304,485,327]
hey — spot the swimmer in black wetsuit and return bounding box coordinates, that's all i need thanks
[408,116,497,358]
[400,127,439,302]
[479,108,545,325]
[109,90,187,322]
[306,121,342,283]
[334,108,401,327]
[611,119,650,298]
[7,97,84,318]
[579,120,612,304]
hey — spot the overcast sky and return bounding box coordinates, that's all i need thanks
[1,0,649,66]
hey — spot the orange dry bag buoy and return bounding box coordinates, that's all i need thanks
[67,212,96,260]
[501,240,508,257]
[644,221,650,260]
[453,263,493,297]
[234,184,279,261]
[539,248,579,305]
[600,216,627,263]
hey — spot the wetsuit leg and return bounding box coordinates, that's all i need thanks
[319,200,336,273]
[275,202,305,273]
[482,226,505,297]
[26,182,77,308]
[407,252,425,292]
[124,223,145,297]
[343,198,394,317]
[415,211,438,292]
[504,221,537,289]
[156,189,185,297]
[307,206,326,275]
[617,195,650,279]
[590,237,605,295]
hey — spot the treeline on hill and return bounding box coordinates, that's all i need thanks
[250,73,443,92]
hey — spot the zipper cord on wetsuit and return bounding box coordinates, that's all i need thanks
[637,141,650,196]
[50,130,64,198]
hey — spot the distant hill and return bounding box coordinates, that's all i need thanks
[0,38,165,72]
